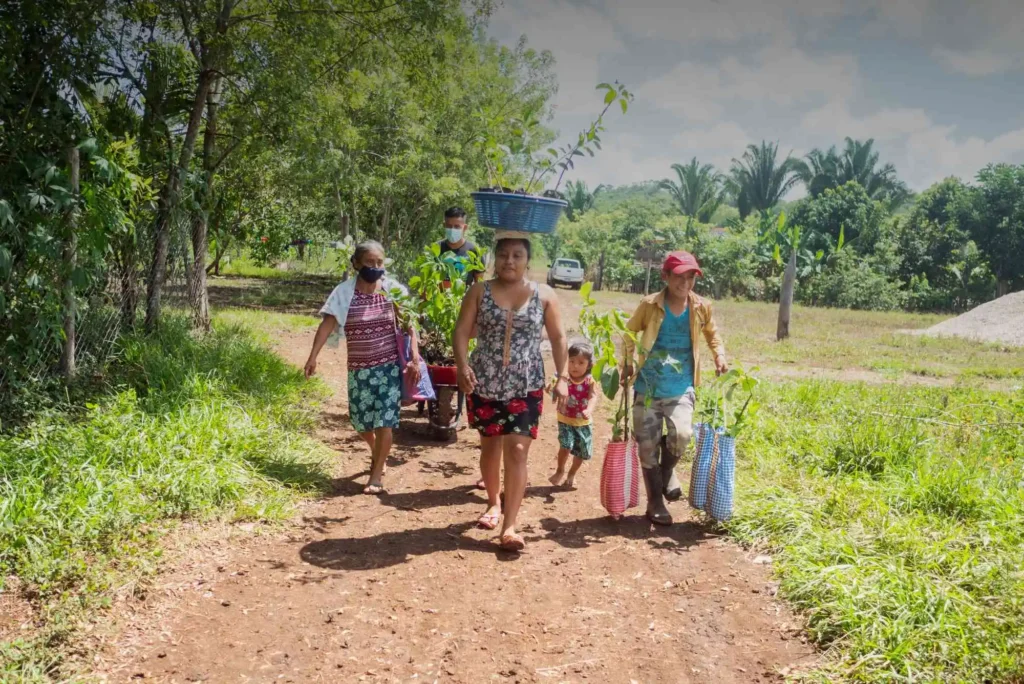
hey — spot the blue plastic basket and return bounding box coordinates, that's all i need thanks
[471,191,567,234]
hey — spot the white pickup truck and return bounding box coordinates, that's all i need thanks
[546,258,585,290]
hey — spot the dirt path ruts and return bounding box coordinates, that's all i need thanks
[97,332,815,683]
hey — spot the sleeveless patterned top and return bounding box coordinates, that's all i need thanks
[558,375,594,426]
[470,281,546,402]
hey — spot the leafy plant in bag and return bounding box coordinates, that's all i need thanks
[401,243,485,365]
[576,281,637,441]
[694,366,761,438]
[481,83,633,195]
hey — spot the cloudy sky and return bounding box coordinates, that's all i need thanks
[486,0,1024,195]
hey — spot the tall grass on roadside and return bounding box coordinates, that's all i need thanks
[0,316,331,679]
[728,381,1024,682]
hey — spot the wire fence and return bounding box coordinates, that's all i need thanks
[0,212,194,407]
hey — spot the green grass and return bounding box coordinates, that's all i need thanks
[0,316,332,680]
[571,289,1024,388]
[725,382,1024,682]
[217,252,347,280]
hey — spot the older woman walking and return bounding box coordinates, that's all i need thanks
[305,240,420,494]
[454,234,568,551]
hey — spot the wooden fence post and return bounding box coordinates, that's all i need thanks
[60,147,79,378]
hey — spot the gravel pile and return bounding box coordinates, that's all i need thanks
[914,292,1024,347]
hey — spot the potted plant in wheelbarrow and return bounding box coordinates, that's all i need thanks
[401,243,486,438]
[471,82,633,235]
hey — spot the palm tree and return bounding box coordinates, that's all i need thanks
[564,180,605,222]
[797,138,909,208]
[795,146,841,198]
[659,158,726,224]
[838,137,909,207]
[729,141,804,219]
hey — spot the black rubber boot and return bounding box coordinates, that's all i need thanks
[660,436,683,502]
[642,467,673,526]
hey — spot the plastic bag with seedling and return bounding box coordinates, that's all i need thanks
[690,366,760,521]
[575,282,644,518]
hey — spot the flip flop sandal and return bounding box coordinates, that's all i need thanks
[475,479,486,490]
[499,532,526,552]
[363,483,384,495]
[477,510,501,530]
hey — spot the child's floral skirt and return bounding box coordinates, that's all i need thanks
[347,363,402,433]
[467,389,544,439]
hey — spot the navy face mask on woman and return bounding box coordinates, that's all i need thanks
[358,266,386,283]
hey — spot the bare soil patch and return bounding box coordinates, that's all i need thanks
[92,331,816,683]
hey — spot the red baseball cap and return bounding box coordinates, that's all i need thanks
[662,251,703,277]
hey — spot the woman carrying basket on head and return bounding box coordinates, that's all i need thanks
[453,233,569,552]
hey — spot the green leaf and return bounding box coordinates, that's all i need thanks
[604,89,617,105]
[600,366,620,401]
[838,223,845,250]
[620,98,628,114]
[777,211,786,232]
[77,138,98,156]
[579,281,593,301]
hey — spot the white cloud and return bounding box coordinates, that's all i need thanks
[488,0,625,116]
[638,44,859,122]
[670,122,750,170]
[933,48,1016,76]
[606,0,844,45]
[800,101,1024,187]
[859,0,932,37]
[560,132,677,188]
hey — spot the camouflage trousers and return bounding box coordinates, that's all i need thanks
[632,390,696,469]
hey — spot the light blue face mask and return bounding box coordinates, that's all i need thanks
[445,227,464,243]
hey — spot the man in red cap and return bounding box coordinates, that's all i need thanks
[622,250,727,525]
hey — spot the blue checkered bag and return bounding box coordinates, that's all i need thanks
[688,423,715,511]
[707,429,736,522]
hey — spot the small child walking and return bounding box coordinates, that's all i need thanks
[550,340,597,489]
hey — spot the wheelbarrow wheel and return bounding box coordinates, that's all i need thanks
[427,386,462,441]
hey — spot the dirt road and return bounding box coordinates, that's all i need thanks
[97,332,814,683]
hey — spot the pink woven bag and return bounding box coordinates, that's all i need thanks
[599,388,641,518]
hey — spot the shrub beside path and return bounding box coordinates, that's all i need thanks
[97,331,815,683]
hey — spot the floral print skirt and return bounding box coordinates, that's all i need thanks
[467,389,544,439]
[347,362,402,433]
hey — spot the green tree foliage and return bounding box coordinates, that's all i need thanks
[891,177,993,311]
[797,138,910,208]
[729,142,804,219]
[788,181,889,253]
[959,163,1024,296]
[0,0,558,397]
[660,158,726,224]
[563,180,604,222]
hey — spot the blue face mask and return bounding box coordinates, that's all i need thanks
[358,266,386,283]
[445,227,464,244]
